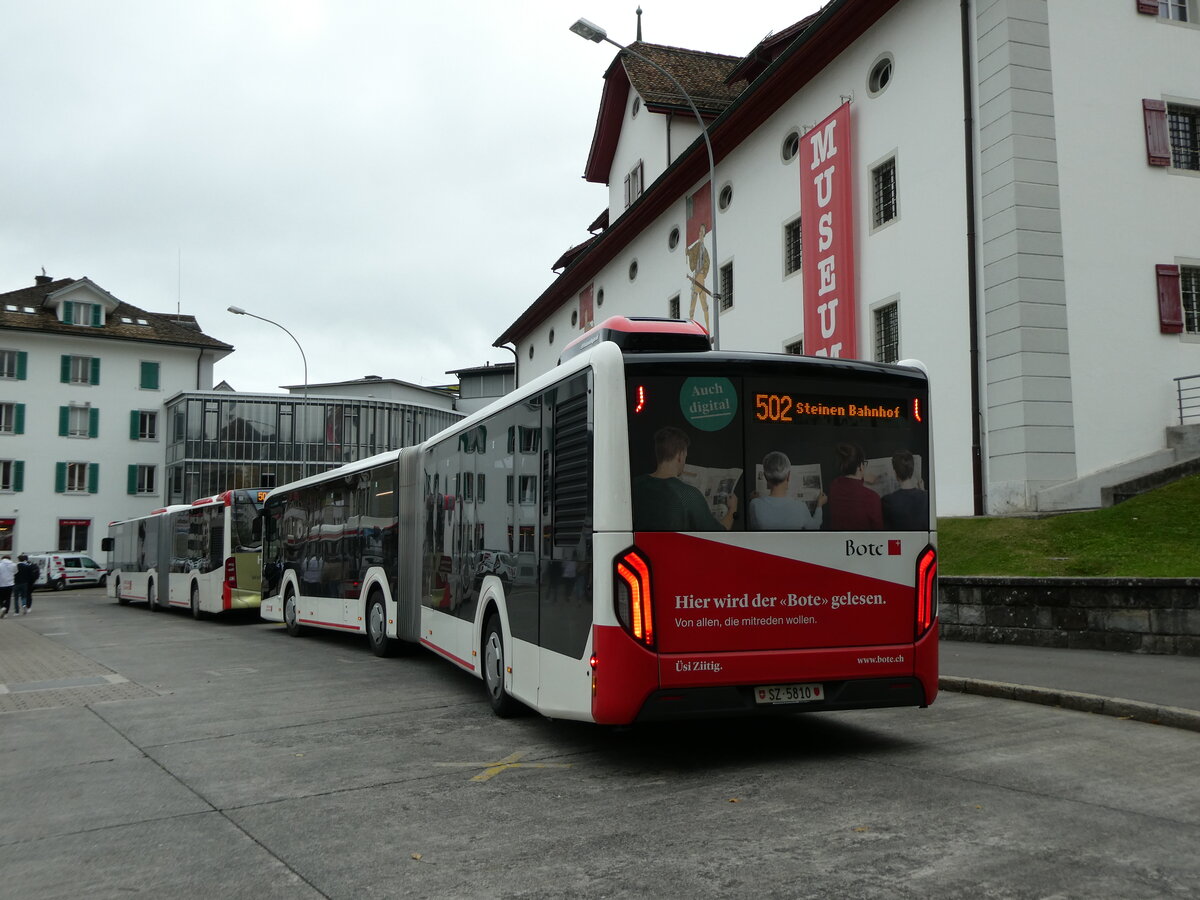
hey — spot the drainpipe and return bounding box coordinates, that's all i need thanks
[497,343,519,392]
[962,0,985,516]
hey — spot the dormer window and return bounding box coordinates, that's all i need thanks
[61,300,102,327]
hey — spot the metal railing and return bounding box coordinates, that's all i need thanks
[1175,373,1200,424]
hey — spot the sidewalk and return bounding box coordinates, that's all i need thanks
[939,639,1200,732]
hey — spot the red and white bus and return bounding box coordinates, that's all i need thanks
[260,318,937,722]
[104,489,267,617]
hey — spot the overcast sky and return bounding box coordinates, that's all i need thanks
[2,0,824,393]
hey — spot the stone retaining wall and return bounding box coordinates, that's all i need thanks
[939,577,1200,655]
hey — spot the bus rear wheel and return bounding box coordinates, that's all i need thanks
[284,591,304,637]
[146,581,158,612]
[190,583,204,620]
[366,593,394,657]
[482,614,519,718]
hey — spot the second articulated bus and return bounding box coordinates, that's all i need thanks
[260,318,937,723]
[105,488,267,617]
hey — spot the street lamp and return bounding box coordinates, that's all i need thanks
[570,16,722,349]
[227,305,310,477]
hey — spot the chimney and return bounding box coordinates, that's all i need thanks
[35,269,52,285]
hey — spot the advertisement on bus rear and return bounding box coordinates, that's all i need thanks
[626,365,931,655]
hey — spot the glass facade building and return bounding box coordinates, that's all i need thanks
[164,390,462,504]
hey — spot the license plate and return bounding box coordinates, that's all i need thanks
[754,683,823,705]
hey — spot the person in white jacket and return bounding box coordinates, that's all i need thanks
[0,554,16,618]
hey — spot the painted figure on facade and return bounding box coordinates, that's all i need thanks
[687,222,711,332]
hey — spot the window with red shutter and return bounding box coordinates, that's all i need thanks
[1157,264,1183,333]
[1144,100,1172,166]
[1136,0,1159,14]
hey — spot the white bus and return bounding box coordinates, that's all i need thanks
[104,488,267,617]
[261,318,937,723]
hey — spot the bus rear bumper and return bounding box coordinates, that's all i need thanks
[634,676,930,722]
[227,589,262,611]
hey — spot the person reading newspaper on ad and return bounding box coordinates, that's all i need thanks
[749,450,826,531]
[632,426,737,531]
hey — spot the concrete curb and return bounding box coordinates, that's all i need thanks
[939,676,1200,733]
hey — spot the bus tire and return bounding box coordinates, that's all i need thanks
[190,583,205,620]
[482,614,519,718]
[284,591,304,637]
[366,592,394,658]
[146,581,158,612]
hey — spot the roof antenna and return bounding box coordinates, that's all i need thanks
[636,5,642,41]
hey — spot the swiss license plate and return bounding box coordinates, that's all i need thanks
[754,683,823,705]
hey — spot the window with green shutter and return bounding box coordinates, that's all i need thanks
[89,408,99,438]
[88,463,99,494]
[61,355,100,385]
[0,460,20,492]
[127,464,139,495]
[1,404,20,434]
[0,350,25,380]
[140,361,160,390]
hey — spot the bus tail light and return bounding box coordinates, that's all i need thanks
[614,548,654,648]
[224,556,238,589]
[915,546,937,638]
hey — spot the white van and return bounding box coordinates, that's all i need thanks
[29,553,107,590]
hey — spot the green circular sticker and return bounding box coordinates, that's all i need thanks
[679,377,737,431]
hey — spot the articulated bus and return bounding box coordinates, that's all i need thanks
[104,488,267,617]
[260,318,937,723]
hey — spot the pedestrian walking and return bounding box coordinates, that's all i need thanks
[14,553,37,614]
[0,554,16,618]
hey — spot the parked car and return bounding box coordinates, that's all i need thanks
[29,553,107,590]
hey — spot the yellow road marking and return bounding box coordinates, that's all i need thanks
[435,751,572,782]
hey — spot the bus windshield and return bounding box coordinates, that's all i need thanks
[626,364,930,533]
[230,489,266,552]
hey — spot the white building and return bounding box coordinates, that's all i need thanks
[0,273,232,557]
[495,0,1200,516]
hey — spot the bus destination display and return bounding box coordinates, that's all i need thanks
[753,393,921,424]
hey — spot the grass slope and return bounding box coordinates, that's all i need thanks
[937,474,1200,577]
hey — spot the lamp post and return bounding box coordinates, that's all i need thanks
[227,305,310,477]
[570,16,721,349]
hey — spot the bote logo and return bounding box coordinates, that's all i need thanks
[845,540,903,556]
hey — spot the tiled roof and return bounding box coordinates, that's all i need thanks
[0,277,233,352]
[622,42,745,115]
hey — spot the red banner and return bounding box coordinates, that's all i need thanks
[800,102,857,358]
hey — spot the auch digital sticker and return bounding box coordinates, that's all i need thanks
[680,377,737,431]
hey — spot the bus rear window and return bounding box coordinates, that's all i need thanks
[626,370,930,533]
